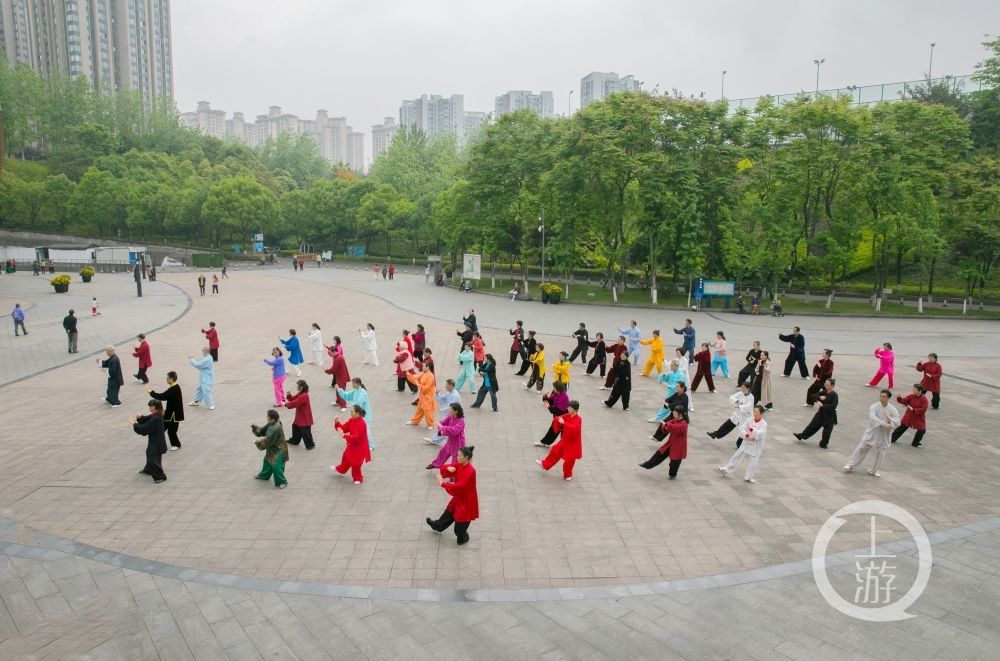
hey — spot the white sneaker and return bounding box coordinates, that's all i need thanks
[745,478,756,484]
[564,477,572,481]
[868,470,881,477]
[648,436,656,440]
[599,386,608,391]
[842,465,853,472]
[647,418,658,423]
[353,480,362,485]
[340,407,348,412]
[405,421,417,426]
[535,459,544,469]
[717,466,728,475]
[208,405,215,410]
[533,441,545,447]
[169,446,180,451]
[802,403,812,407]
[110,404,121,408]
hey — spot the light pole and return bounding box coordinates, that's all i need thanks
[568,90,574,116]
[538,214,545,283]
[721,70,727,100]
[928,42,936,79]
[846,85,859,105]
[813,58,825,98]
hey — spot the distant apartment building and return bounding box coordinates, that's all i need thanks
[463,111,488,143]
[347,131,365,173]
[580,72,641,108]
[0,0,174,103]
[371,116,398,161]
[180,101,226,139]
[495,90,554,118]
[399,93,465,142]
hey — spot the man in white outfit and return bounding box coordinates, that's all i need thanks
[718,405,768,483]
[424,380,462,444]
[843,389,900,477]
[706,382,753,440]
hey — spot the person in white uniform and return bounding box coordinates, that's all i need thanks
[718,405,768,483]
[706,382,753,441]
[307,323,325,366]
[843,389,900,477]
[359,323,379,366]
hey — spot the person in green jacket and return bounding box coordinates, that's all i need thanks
[252,409,288,488]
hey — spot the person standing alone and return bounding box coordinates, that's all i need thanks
[11,303,27,336]
[63,309,78,353]
[132,334,152,384]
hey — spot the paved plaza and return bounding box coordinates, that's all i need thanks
[0,266,997,659]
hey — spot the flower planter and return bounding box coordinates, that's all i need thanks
[81,275,92,283]
[54,284,69,293]
[541,292,550,304]
[549,294,561,304]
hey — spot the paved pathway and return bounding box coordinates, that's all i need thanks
[0,267,997,658]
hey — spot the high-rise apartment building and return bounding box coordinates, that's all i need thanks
[346,131,365,174]
[463,111,487,144]
[0,0,173,102]
[495,90,554,118]
[399,94,464,142]
[180,101,225,139]
[580,72,640,108]
[371,116,397,161]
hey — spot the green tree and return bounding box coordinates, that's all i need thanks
[256,133,329,187]
[201,174,280,247]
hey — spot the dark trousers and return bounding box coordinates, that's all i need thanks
[509,349,519,365]
[67,331,78,353]
[585,358,606,377]
[891,424,925,446]
[397,375,418,393]
[525,366,544,391]
[691,368,715,392]
[711,419,737,439]
[287,424,315,449]
[471,387,498,411]
[604,383,630,410]
[165,420,181,448]
[538,422,562,446]
[141,449,167,482]
[106,381,122,405]
[427,509,470,544]
[136,367,149,383]
[210,348,218,362]
[737,365,753,385]
[568,344,588,364]
[805,379,824,405]
[930,392,940,409]
[516,354,532,376]
[604,369,617,388]
[13,319,26,335]
[652,425,668,442]
[800,417,835,447]
[784,353,808,377]
[640,451,682,476]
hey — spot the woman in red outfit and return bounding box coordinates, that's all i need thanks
[426,445,478,545]
[325,344,351,409]
[601,335,628,390]
[891,384,928,447]
[332,405,371,483]
[639,406,688,479]
[284,380,315,450]
[536,401,583,480]
[689,342,716,393]
[915,353,942,410]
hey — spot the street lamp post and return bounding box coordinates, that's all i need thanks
[928,42,936,79]
[813,58,825,98]
[538,214,545,284]
[568,90,574,116]
[721,70,727,100]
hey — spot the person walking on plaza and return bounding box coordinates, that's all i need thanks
[284,379,315,451]
[536,381,570,447]
[427,402,466,469]
[470,353,500,412]
[709,331,730,378]
[844,390,900,477]
[99,346,124,407]
[751,351,773,410]
[381,264,388,279]
[90,297,101,317]
[252,409,288,488]
[211,274,219,295]
[673,319,696,360]
[197,274,206,296]
[148,371,184,450]
[426,445,478,545]
[388,264,396,280]
[916,353,942,409]
[794,378,839,448]
[454,342,478,394]
[221,263,228,279]
[373,263,380,280]
[326,342,351,409]
[640,330,665,377]
[332,405,371,484]
[738,340,762,386]
[751,294,761,315]
[891,384,929,447]
[568,323,590,364]
[132,334,152,384]
[63,309,79,353]
[11,303,27,336]
[508,321,524,365]
[536,401,583,480]
[706,382,754,440]
[279,330,304,377]
[359,324,379,366]
[585,332,608,378]
[618,320,642,366]
[407,363,437,429]
[338,378,374,451]
[805,349,834,406]
[130,399,167,483]
[602,335,628,390]
[201,322,220,362]
[779,326,808,378]
[718,405,768,483]
[189,347,215,409]
[264,347,287,407]
[307,323,325,367]
[525,342,547,391]
[690,343,716,393]
[868,342,896,389]
[640,406,689,479]
[603,356,632,410]
[516,330,537,376]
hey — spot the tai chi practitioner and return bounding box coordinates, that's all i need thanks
[868,342,895,388]
[99,346,125,407]
[601,336,628,389]
[690,343,716,393]
[201,322,220,361]
[132,334,152,384]
[718,405,768,483]
[640,406,689,479]
[508,321,524,365]
[359,324,379,366]
[603,356,631,410]
[131,399,168,483]
[916,353,942,410]
[618,320,642,366]
[406,364,437,429]
[394,342,418,393]
[189,347,215,409]
[650,360,687,422]
[470,354,499,411]
[413,324,427,357]
[307,323,325,366]
[751,351,773,409]
[332,405,371,483]
[794,378,839,448]
[264,347,287,407]
[525,343,547,391]
[284,379,315,451]
[844,390,900,477]
[672,319,696,360]
[891,384,929,448]
[706,382,754,440]
[427,403,466,469]
[279,330,304,377]
[148,371,184,450]
[425,380,462,445]
[585,333,607,377]
[338,378,374,451]
[515,331,537,376]
[252,409,288,488]
[454,342,478,394]
[639,330,665,377]
[649,385,688,440]
[471,332,486,369]
[551,352,571,390]
[536,401,583,480]
[325,344,351,409]
[709,331,730,378]
[805,349,834,406]
[425,446,478,545]
[738,340,762,386]
[568,323,590,364]
[535,381,570,447]
[779,327,808,378]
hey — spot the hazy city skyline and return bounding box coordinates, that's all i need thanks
[172,0,998,149]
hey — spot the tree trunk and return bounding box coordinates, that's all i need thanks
[895,244,904,285]
[649,233,657,304]
[927,256,937,295]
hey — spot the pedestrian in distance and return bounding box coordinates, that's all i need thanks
[11,303,27,336]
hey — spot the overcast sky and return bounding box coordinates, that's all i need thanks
[172,0,998,154]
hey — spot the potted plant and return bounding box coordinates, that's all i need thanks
[540,282,561,304]
[80,266,95,283]
[51,274,71,293]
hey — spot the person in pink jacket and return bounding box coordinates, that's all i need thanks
[867,342,895,388]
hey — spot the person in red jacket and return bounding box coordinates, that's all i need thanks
[639,406,689,479]
[891,384,928,447]
[332,405,371,483]
[284,380,315,450]
[325,345,351,409]
[601,335,628,390]
[689,342,715,393]
[536,401,583,480]
[132,333,152,384]
[805,349,834,406]
[916,353,942,410]
[201,322,220,361]
[426,445,478,544]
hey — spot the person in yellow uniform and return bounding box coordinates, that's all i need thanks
[525,343,547,391]
[551,351,571,391]
[640,330,665,377]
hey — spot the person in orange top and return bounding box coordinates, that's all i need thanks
[891,383,929,447]
[406,364,437,429]
[915,353,942,410]
[639,406,688,479]
[283,379,315,450]
[471,332,486,369]
[332,405,371,483]
[426,445,479,545]
[536,400,583,480]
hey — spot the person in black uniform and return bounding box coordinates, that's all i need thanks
[515,331,537,376]
[148,371,185,450]
[794,378,839,448]
[585,333,608,377]
[131,399,168,483]
[778,327,808,378]
[567,323,590,364]
[603,356,632,410]
[99,346,124,407]
[737,340,762,385]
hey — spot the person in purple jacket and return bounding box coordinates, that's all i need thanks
[534,381,570,447]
